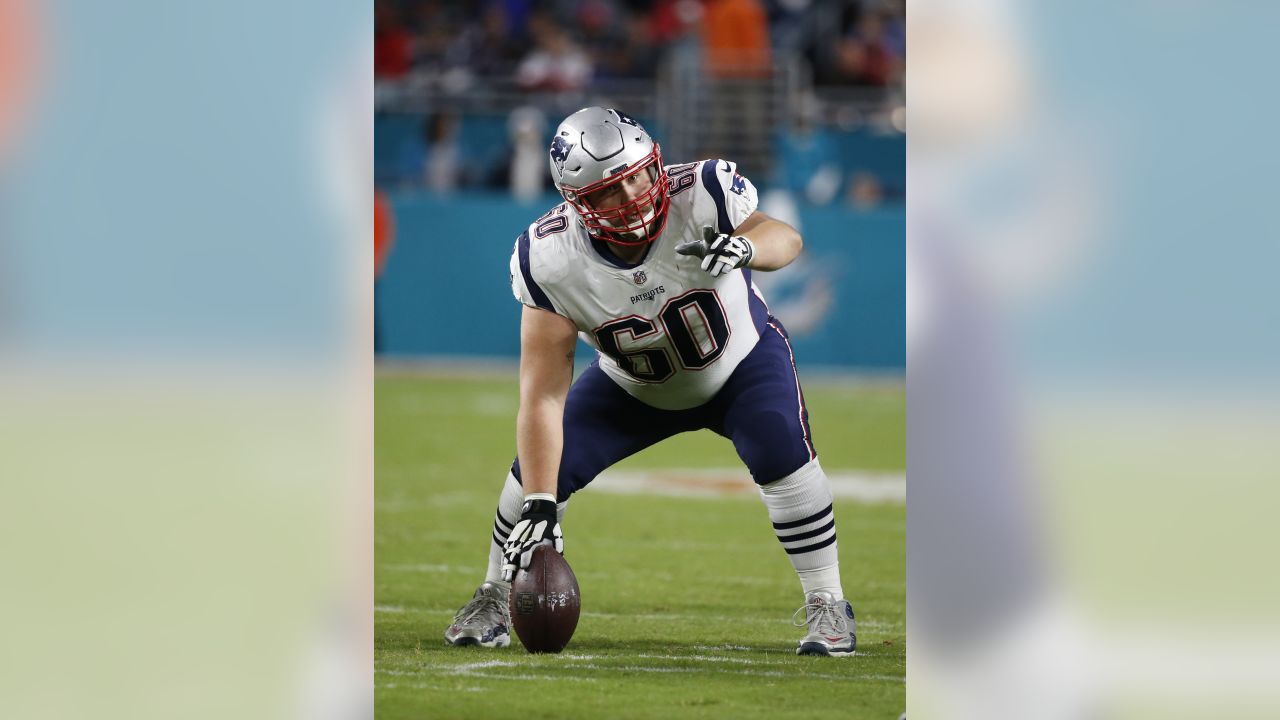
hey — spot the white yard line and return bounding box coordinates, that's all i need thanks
[581,610,902,631]
[589,468,905,503]
[383,651,905,685]
[419,661,901,681]
[566,664,903,682]
[450,660,518,671]
[632,653,772,665]
[379,563,482,574]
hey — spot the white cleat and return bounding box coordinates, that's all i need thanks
[444,582,511,648]
[793,591,857,657]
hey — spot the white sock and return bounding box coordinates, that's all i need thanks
[483,472,570,587]
[484,471,525,587]
[758,458,844,600]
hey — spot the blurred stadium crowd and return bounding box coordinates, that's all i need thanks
[374,0,905,208]
[375,0,904,91]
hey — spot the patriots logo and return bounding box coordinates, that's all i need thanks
[550,135,574,174]
[730,172,748,196]
[633,270,648,285]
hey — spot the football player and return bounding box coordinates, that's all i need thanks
[444,107,856,656]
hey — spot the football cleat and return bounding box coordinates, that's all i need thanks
[444,582,511,648]
[792,590,857,657]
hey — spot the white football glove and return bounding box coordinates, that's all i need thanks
[500,496,563,581]
[675,226,755,278]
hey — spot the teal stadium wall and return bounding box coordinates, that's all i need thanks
[377,193,904,371]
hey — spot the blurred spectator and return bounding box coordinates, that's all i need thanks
[375,1,413,79]
[702,0,772,77]
[423,113,462,192]
[828,1,904,87]
[702,0,772,173]
[516,13,593,92]
[397,112,463,190]
[835,15,888,85]
[766,0,812,55]
[648,0,701,45]
[496,0,536,41]
[601,12,661,79]
[577,1,631,81]
[578,0,619,46]
[410,1,453,73]
[508,106,548,202]
[880,0,906,60]
[458,4,523,79]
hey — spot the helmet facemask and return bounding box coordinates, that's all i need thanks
[561,143,670,247]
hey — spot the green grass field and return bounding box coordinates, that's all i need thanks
[376,371,905,719]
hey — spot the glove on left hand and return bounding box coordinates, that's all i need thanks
[500,497,563,582]
[675,226,755,278]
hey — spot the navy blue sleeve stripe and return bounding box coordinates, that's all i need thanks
[772,503,833,530]
[784,533,837,556]
[776,518,837,543]
[495,512,514,531]
[700,160,734,235]
[516,230,557,313]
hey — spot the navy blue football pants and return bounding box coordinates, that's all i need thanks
[512,316,817,502]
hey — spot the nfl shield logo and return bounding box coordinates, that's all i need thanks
[633,270,647,285]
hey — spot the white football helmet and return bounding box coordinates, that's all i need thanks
[548,107,670,246]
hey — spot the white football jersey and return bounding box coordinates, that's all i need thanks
[510,159,771,411]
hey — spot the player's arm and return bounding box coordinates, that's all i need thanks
[734,210,802,271]
[502,304,577,579]
[676,211,803,277]
[515,304,577,498]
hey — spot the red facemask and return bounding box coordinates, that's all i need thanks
[562,144,671,247]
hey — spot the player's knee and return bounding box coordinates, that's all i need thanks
[734,410,811,484]
[512,457,584,503]
[557,456,602,503]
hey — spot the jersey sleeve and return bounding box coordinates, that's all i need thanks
[696,159,760,235]
[509,228,561,315]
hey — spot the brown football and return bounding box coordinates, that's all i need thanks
[508,544,581,653]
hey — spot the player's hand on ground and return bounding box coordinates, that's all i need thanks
[500,497,563,581]
[675,226,755,278]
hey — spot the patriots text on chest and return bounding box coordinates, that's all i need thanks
[630,285,666,305]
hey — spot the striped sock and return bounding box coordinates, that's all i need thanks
[484,471,571,587]
[484,471,525,587]
[759,458,843,599]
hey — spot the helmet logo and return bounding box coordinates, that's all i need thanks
[550,136,574,174]
[633,270,648,285]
